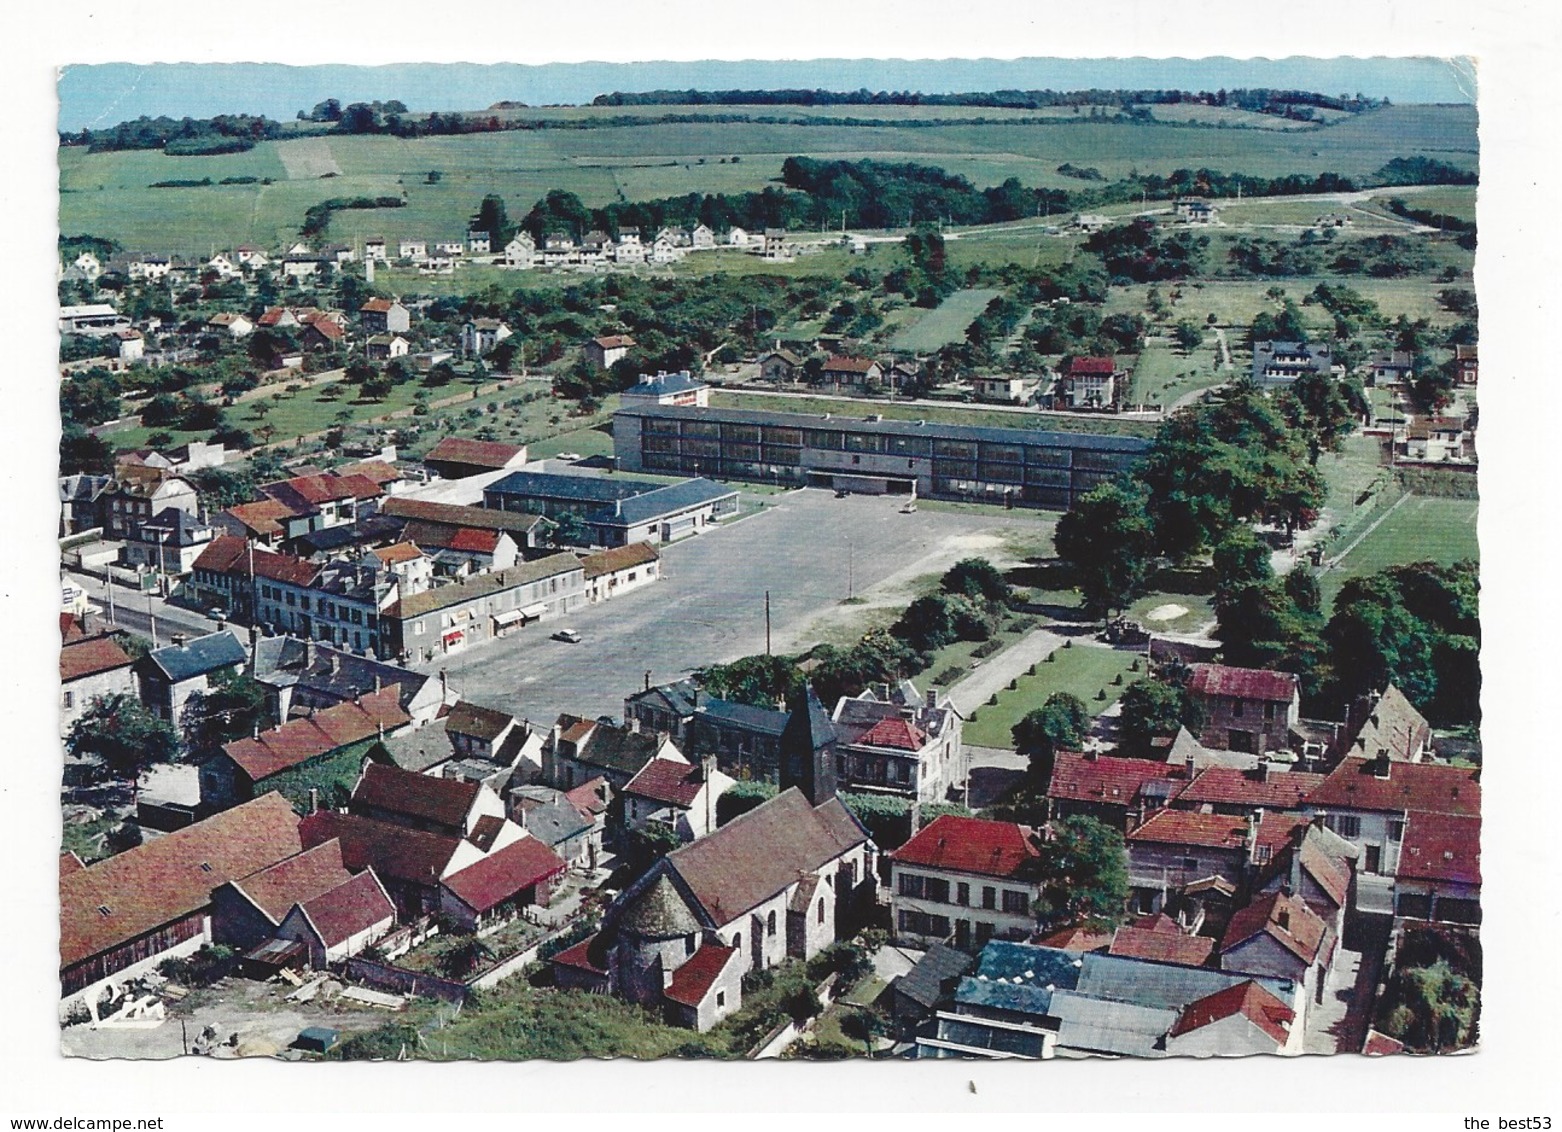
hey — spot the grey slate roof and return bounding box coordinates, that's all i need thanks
[781,686,839,753]
[143,629,247,683]
[896,943,976,1010]
[696,697,789,737]
[954,976,1056,1017]
[513,792,593,849]
[1073,949,1295,1010]
[250,638,429,714]
[614,402,1153,455]
[485,471,737,528]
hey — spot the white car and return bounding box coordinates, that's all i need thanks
[551,628,583,644]
[553,452,583,462]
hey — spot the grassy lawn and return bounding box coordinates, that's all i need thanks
[61,814,119,864]
[1128,340,1225,407]
[708,390,1158,438]
[1123,592,1216,636]
[60,104,1475,255]
[526,423,616,460]
[888,288,1001,352]
[963,644,1142,748]
[1320,494,1479,609]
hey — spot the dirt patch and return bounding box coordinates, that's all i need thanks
[277,137,343,179]
[1144,602,1189,623]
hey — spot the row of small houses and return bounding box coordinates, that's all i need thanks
[66,222,780,288]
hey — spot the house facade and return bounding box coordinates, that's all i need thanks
[890,816,1042,952]
[1187,664,1301,755]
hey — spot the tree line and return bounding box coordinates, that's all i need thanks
[591,86,1387,115]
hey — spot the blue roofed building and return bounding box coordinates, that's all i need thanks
[612,401,1151,509]
[483,470,739,548]
[916,941,1304,1060]
[624,679,790,781]
[136,629,248,726]
[620,370,711,408]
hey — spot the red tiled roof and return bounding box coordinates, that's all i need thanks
[351,762,480,832]
[1304,757,1480,817]
[400,520,496,554]
[1108,925,1215,967]
[580,542,660,580]
[1363,1030,1406,1056]
[1127,810,1250,851]
[1170,980,1294,1046]
[565,777,611,818]
[194,535,320,587]
[379,497,543,534]
[371,541,425,566]
[256,308,290,326]
[590,335,636,350]
[1188,664,1299,703]
[299,810,460,886]
[60,794,301,969]
[824,355,877,373]
[1254,822,1353,908]
[625,757,707,809]
[297,868,395,947]
[551,932,608,975]
[854,717,928,752]
[60,635,134,682]
[663,943,737,1008]
[224,499,299,537]
[360,298,396,313]
[441,837,566,915]
[1176,767,1323,811]
[223,686,408,782]
[60,851,85,878]
[335,460,402,486]
[1031,925,1113,952]
[424,437,525,469]
[1064,356,1117,375]
[61,613,88,643]
[306,319,345,340]
[1221,890,1328,965]
[1047,752,1187,808]
[891,815,1040,880]
[1397,812,1481,886]
[265,472,382,507]
[228,839,352,923]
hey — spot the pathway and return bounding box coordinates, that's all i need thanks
[945,626,1066,717]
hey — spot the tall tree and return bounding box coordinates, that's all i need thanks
[1013,693,1091,786]
[1035,815,1129,930]
[65,694,182,801]
[1053,482,1158,620]
[1117,678,1203,754]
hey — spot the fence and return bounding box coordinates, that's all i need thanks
[339,956,469,1004]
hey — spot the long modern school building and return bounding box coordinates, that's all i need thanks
[612,403,1151,509]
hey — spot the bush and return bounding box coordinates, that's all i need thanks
[157,944,236,988]
[971,639,1005,659]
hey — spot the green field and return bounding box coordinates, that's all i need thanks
[707,389,1158,438]
[1126,340,1227,407]
[963,643,1141,748]
[1320,493,1479,607]
[1105,273,1470,332]
[888,288,1000,351]
[59,104,1477,255]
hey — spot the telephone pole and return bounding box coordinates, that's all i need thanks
[764,591,772,655]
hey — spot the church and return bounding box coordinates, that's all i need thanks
[551,687,879,1031]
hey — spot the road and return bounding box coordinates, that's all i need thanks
[65,569,220,645]
[409,488,1042,726]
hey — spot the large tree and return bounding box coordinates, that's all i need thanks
[181,669,274,759]
[1012,693,1091,785]
[1053,482,1158,620]
[1116,678,1203,754]
[1035,815,1129,930]
[65,694,182,800]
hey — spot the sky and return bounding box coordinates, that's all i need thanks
[57,57,1476,132]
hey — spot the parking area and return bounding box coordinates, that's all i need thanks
[415,487,1046,724]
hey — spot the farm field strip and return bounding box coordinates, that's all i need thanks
[889,288,1001,352]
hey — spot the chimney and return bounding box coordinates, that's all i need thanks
[1311,810,1328,831]
[309,787,319,813]
[1083,748,1098,762]
[628,716,641,734]
[1289,824,1305,893]
[1247,808,1263,860]
[1372,751,1392,779]
[1252,761,1270,782]
[644,670,652,693]
[926,686,938,712]
[1276,907,1291,932]
[1184,753,1196,776]
[374,674,382,694]
[304,637,317,669]
[330,653,341,675]
[440,669,448,695]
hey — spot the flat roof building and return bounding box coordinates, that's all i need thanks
[483,470,738,547]
[613,403,1150,510]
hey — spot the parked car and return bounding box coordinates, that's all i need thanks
[553,452,583,462]
[551,628,582,644]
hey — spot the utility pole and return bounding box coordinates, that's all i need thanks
[764,590,771,656]
[147,588,158,649]
[847,537,854,601]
